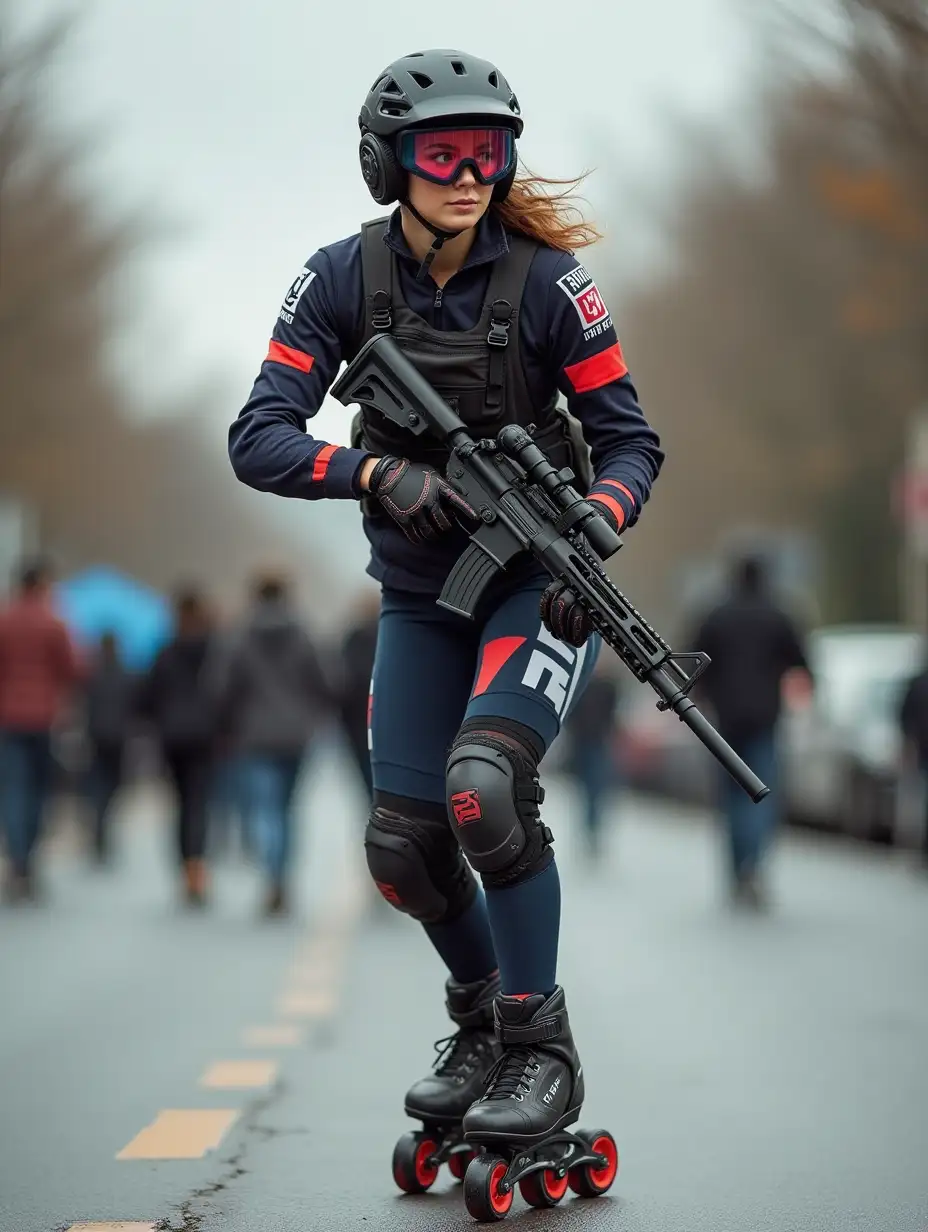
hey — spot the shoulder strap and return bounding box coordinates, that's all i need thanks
[482,232,540,411]
[360,217,394,345]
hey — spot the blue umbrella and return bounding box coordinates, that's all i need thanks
[56,566,173,671]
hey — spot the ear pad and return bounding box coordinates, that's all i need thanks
[358,132,405,206]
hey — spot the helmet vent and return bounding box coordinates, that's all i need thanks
[408,71,433,89]
[380,77,404,97]
[379,98,412,117]
[450,59,467,75]
[488,70,499,88]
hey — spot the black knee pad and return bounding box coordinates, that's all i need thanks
[365,796,477,924]
[445,719,554,890]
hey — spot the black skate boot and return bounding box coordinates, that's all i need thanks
[391,971,502,1194]
[460,987,619,1222]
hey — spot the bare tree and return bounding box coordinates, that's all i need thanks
[606,0,928,625]
[0,6,338,610]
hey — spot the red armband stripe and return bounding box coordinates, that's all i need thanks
[563,341,628,394]
[311,444,338,482]
[596,478,635,508]
[589,492,626,530]
[266,340,315,372]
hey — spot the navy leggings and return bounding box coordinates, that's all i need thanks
[369,571,599,995]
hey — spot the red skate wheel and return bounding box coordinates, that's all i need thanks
[568,1129,619,1198]
[448,1147,475,1181]
[463,1153,513,1222]
[519,1166,570,1207]
[392,1129,440,1194]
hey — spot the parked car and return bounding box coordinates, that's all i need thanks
[615,688,716,805]
[781,625,925,842]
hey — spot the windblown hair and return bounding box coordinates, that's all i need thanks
[492,168,603,251]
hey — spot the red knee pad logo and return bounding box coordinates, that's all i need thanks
[375,881,402,905]
[451,789,482,826]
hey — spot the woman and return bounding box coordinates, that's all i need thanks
[230,50,662,1211]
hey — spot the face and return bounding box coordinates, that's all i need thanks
[405,163,493,233]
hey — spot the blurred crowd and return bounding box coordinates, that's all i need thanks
[2,549,928,919]
[0,555,379,913]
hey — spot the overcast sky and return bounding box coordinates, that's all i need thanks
[10,0,764,589]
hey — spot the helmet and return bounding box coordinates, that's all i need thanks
[358,49,522,207]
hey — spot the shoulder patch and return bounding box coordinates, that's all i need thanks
[279,266,317,324]
[556,264,612,341]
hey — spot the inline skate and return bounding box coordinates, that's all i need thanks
[391,970,501,1193]
[460,987,619,1222]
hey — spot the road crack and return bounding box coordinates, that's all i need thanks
[155,1081,285,1231]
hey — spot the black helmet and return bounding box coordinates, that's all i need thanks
[359,49,523,139]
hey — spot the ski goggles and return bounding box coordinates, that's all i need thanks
[397,127,516,186]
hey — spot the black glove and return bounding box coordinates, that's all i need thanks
[540,580,593,647]
[540,497,620,646]
[367,455,476,545]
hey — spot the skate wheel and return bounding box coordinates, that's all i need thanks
[568,1129,619,1198]
[392,1129,440,1194]
[519,1166,570,1207]
[463,1153,513,1222]
[448,1146,475,1181]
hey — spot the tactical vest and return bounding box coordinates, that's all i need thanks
[350,217,592,498]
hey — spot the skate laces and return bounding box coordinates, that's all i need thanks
[432,1029,485,1078]
[482,1047,539,1100]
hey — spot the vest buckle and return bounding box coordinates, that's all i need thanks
[487,298,512,348]
[372,289,392,332]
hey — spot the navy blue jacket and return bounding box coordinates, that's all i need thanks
[230,209,664,593]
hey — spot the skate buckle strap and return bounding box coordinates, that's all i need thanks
[496,1014,562,1047]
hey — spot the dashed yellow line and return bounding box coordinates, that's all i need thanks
[277,988,337,1018]
[242,1024,302,1047]
[113,866,365,1170]
[199,1060,278,1089]
[116,1109,239,1160]
[68,1225,157,1231]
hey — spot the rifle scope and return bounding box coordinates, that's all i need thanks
[496,424,622,560]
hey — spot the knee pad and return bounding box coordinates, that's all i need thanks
[365,800,477,924]
[445,720,554,890]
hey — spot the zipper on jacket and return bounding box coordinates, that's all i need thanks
[433,286,443,321]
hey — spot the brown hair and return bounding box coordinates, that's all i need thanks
[492,167,603,251]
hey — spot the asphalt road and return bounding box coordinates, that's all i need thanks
[1,744,927,1232]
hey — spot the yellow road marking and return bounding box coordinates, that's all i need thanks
[199,1060,278,1089]
[116,1109,239,1160]
[278,988,336,1018]
[243,1025,302,1047]
[68,1225,158,1231]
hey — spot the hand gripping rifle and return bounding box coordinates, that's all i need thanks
[332,334,769,803]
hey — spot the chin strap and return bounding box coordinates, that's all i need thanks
[402,198,459,282]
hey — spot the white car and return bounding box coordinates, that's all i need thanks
[781,625,925,840]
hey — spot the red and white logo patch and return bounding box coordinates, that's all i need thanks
[451,789,482,826]
[556,265,610,331]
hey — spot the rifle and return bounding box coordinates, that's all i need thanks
[331,333,769,803]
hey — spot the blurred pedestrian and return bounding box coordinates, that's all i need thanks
[563,659,621,859]
[138,588,218,907]
[83,630,136,864]
[691,553,811,908]
[898,663,928,872]
[0,556,83,902]
[335,590,380,802]
[213,571,331,915]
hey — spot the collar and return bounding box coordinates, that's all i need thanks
[383,206,510,275]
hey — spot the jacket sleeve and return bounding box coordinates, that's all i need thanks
[543,252,664,531]
[229,248,372,501]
